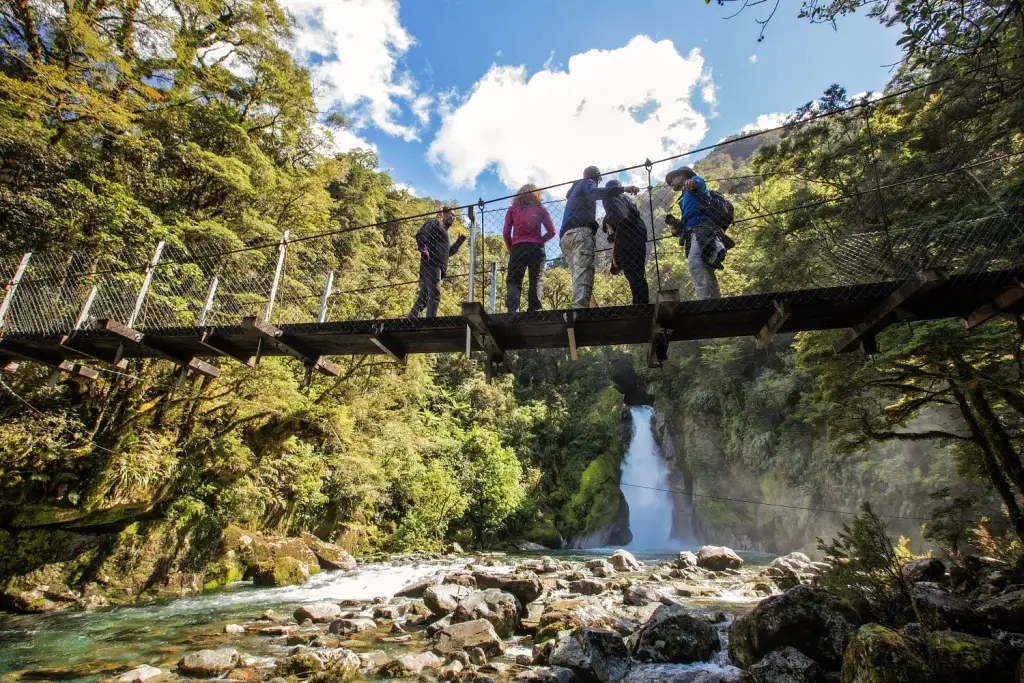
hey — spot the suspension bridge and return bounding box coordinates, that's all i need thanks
[1,106,1022,385]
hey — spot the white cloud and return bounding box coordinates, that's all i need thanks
[740,112,791,134]
[279,0,425,141]
[394,182,419,196]
[851,90,884,102]
[495,49,503,58]
[428,36,712,191]
[542,50,557,71]
[317,124,378,155]
[749,54,758,64]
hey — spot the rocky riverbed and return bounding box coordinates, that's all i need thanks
[0,544,787,682]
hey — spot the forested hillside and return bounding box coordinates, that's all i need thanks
[1,0,1023,613]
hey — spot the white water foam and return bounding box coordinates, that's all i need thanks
[620,406,677,550]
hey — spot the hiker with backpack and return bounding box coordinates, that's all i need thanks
[665,166,733,300]
[408,206,467,319]
[602,180,649,305]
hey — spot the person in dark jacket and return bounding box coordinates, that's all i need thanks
[560,166,639,308]
[665,166,721,300]
[503,183,555,313]
[408,206,466,319]
[602,180,649,305]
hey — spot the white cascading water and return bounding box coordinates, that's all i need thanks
[620,405,677,549]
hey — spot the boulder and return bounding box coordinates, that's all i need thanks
[728,585,857,670]
[452,588,522,637]
[294,601,343,624]
[520,556,570,574]
[696,546,743,572]
[512,540,550,551]
[434,619,505,658]
[588,559,617,578]
[744,647,823,683]
[116,665,163,682]
[224,623,245,634]
[841,624,932,683]
[379,651,444,676]
[570,579,609,596]
[395,576,442,598]
[674,552,698,569]
[425,584,474,616]
[328,617,376,635]
[299,532,356,571]
[178,648,239,677]
[475,570,544,604]
[902,557,945,584]
[609,550,643,573]
[445,542,466,555]
[978,589,1024,632]
[373,602,411,620]
[515,666,577,682]
[765,553,815,591]
[251,556,309,587]
[444,572,478,588]
[538,598,633,643]
[622,582,674,606]
[931,630,1017,678]
[549,627,631,682]
[628,603,719,664]
[625,665,740,682]
[236,530,319,575]
[911,584,986,635]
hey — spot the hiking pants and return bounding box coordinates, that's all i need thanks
[408,262,442,319]
[506,243,546,313]
[688,232,721,301]
[561,227,595,309]
[618,236,649,305]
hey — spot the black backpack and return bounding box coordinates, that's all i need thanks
[698,190,734,232]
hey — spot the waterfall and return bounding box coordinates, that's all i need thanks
[620,405,677,550]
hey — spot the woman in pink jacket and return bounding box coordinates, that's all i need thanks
[503,184,555,313]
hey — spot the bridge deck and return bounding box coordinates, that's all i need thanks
[1,270,1021,369]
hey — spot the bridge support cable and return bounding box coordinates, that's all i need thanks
[755,300,792,350]
[648,290,678,368]
[834,269,948,354]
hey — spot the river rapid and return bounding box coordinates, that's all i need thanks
[0,549,775,682]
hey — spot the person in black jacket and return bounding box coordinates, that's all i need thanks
[408,206,466,319]
[602,180,649,305]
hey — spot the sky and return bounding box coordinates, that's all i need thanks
[276,0,904,205]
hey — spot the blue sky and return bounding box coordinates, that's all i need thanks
[280,0,903,206]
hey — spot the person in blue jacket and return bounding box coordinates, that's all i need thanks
[559,166,639,308]
[408,206,466,319]
[666,166,721,300]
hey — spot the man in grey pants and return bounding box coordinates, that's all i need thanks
[408,207,466,319]
[666,167,721,300]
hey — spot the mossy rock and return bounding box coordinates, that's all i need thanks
[931,630,1017,678]
[203,556,245,590]
[252,557,310,587]
[535,620,573,644]
[841,624,931,683]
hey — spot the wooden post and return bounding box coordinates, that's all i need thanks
[128,241,166,328]
[0,252,32,332]
[564,311,578,361]
[489,262,497,315]
[755,300,791,350]
[265,231,290,323]
[197,276,219,327]
[71,285,99,334]
[317,271,334,323]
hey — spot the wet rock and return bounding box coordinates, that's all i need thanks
[931,629,1017,677]
[674,552,698,569]
[428,614,453,636]
[251,557,309,587]
[178,648,239,677]
[537,598,633,643]
[444,571,478,588]
[434,618,506,658]
[425,583,474,616]
[520,556,570,574]
[628,603,719,664]
[294,601,342,624]
[978,589,1024,632]
[327,617,376,635]
[439,659,464,679]
[515,667,577,682]
[452,588,522,637]
[587,559,616,578]
[395,576,441,598]
[258,624,298,636]
[609,550,643,573]
[696,546,743,572]
[475,570,544,604]
[224,668,261,682]
[513,540,550,551]
[299,532,356,571]
[745,647,823,683]
[753,582,775,597]
[911,584,986,635]
[622,582,674,606]
[225,623,245,634]
[379,651,444,676]
[549,627,631,682]
[728,585,857,670]
[625,665,740,682]
[570,579,608,596]
[517,654,535,665]
[902,557,945,584]
[116,665,162,682]
[446,542,466,555]
[373,602,411,620]
[840,624,932,682]
[522,602,545,634]
[358,651,390,671]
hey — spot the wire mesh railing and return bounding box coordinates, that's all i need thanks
[1,86,1023,340]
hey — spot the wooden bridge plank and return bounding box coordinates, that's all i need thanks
[242,316,340,378]
[964,282,1024,329]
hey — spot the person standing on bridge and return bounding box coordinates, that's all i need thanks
[666,166,722,300]
[560,166,640,309]
[503,184,556,313]
[408,206,467,319]
[602,180,649,305]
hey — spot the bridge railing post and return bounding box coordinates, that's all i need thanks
[645,159,662,295]
[197,276,219,327]
[489,262,497,314]
[466,204,478,359]
[128,241,166,329]
[0,252,32,333]
[265,230,290,323]
[317,270,334,323]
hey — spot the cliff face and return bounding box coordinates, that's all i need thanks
[650,409,696,545]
